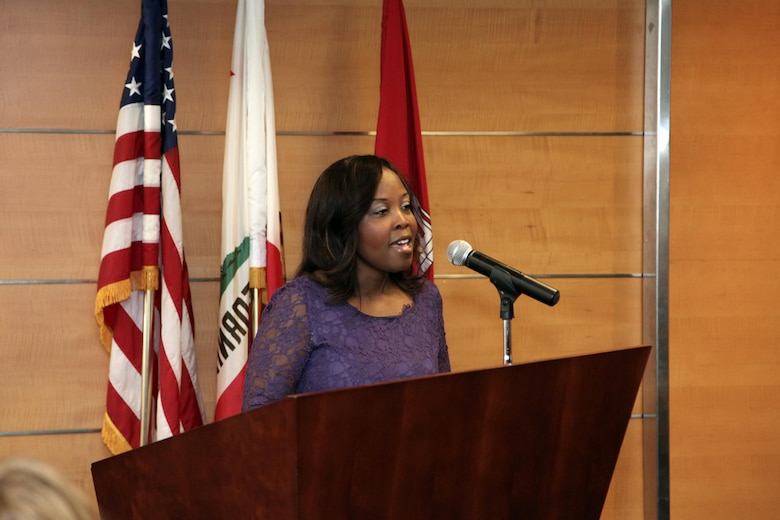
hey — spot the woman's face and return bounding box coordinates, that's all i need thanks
[356,168,419,276]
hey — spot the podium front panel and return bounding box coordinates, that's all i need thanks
[92,346,650,520]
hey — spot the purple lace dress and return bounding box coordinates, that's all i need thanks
[242,276,450,411]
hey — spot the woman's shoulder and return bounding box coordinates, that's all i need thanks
[415,278,443,304]
[269,275,327,305]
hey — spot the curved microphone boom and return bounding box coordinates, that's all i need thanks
[447,240,560,306]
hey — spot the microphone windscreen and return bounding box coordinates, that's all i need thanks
[447,240,473,266]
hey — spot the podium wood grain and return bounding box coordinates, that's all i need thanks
[92,346,650,519]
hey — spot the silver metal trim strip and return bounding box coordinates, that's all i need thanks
[0,428,101,437]
[0,128,644,137]
[643,0,671,518]
[0,273,648,285]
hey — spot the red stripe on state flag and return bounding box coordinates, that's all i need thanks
[216,370,247,419]
[266,242,284,295]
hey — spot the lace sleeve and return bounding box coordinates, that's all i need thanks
[432,283,451,373]
[241,282,312,411]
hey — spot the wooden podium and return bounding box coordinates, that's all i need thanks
[92,346,650,519]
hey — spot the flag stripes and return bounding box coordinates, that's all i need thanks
[96,0,204,454]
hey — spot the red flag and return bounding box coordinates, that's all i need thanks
[95,0,205,454]
[375,0,433,279]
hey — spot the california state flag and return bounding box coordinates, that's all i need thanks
[216,0,284,420]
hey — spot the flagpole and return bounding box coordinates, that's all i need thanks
[139,286,155,446]
[251,288,260,341]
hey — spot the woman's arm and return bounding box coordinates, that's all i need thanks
[431,282,452,373]
[241,283,313,411]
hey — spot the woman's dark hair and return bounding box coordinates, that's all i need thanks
[296,154,426,302]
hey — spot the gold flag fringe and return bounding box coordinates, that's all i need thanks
[131,266,160,293]
[94,266,160,352]
[101,412,132,455]
[95,279,131,352]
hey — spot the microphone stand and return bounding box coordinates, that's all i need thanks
[488,267,520,366]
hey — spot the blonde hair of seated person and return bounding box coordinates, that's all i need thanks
[0,457,97,520]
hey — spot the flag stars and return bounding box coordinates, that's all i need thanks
[131,42,142,60]
[163,84,175,103]
[125,77,142,97]
[162,32,172,50]
[168,117,177,133]
[165,66,174,80]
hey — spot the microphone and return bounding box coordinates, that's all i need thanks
[447,240,560,306]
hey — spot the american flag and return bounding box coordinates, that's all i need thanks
[95,0,205,454]
[375,0,434,280]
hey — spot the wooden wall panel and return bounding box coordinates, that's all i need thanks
[671,1,780,519]
[1,0,135,130]
[0,0,235,132]
[0,284,107,431]
[0,133,224,281]
[0,433,106,513]
[275,134,644,277]
[602,420,645,520]
[266,1,645,132]
[424,135,643,275]
[1,0,644,133]
[0,277,638,428]
[1,134,114,280]
[439,277,642,371]
[0,282,221,431]
[1,0,648,518]
[1,132,641,280]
